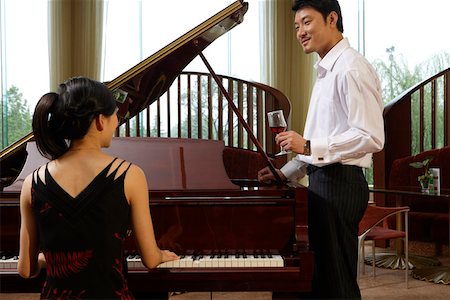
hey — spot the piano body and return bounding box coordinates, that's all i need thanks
[0,1,313,298]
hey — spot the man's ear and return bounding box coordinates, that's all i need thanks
[328,11,338,27]
[95,115,104,131]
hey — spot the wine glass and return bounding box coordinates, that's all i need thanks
[267,110,289,156]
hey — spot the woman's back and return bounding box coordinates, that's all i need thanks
[45,151,125,198]
[32,154,133,299]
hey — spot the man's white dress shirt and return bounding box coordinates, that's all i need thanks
[281,38,385,181]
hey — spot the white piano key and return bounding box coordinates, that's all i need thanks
[210,255,219,268]
[157,260,172,268]
[217,255,226,268]
[246,255,255,267]
[257,256,265,267]
[192,256,202,268]
[202,256,213,267]
[236,255,246,267]
[273,255,284,267]
[231,255,239,268]
[224,255,232,268]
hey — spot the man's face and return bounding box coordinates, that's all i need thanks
[294,7,337,58]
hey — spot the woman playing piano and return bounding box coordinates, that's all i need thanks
[17,77,178,299]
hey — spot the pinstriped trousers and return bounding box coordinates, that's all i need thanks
[307,163,368,299]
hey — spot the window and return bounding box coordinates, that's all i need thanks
[102,0,261,83]
[341,0,450,104]
[0,0,48,148]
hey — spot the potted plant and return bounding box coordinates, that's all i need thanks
[409,155,434,193]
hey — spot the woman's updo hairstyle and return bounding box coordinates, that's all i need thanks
[32,77,116,160]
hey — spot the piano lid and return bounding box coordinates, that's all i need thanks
[109,0,248,123]
[0,0,248,161]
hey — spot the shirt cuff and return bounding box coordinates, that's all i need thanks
[280,159,308,181]
[310,137,329,165]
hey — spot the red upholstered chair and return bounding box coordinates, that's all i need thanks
[358,205,410,287]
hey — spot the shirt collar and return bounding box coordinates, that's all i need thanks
[314,38,350,75]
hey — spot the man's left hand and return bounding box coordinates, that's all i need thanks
[276,130,307,154]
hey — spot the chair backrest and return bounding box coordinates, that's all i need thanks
[358,205,410,237]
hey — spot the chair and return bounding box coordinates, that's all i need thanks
[357,205,410,287]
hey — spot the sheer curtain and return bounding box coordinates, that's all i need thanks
[260,0,315,134]
[48,0,104,91]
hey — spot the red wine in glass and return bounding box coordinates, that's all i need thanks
[267,110,289,156]
[270,126,286,134]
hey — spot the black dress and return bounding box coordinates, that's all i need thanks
[31,158,134,300]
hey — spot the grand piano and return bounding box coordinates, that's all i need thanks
[0,1,314,299]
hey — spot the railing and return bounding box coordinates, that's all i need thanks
[115,71,291,156]
[373,67,450,189]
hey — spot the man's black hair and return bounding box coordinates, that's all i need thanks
[292,0,344,33]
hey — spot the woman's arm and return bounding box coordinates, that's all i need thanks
[18,174,44,278]
[125,164,178,268]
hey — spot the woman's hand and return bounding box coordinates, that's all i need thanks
[38,252,46,270]
[160,250,179,263]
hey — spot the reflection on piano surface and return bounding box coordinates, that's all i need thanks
[0,1,314,299]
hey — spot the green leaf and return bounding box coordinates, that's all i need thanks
[409,162,423,168]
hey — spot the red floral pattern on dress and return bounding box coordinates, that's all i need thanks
[39,201,52,214]
[112,232,133,299]
[44,250,93,278]
[113,257,133,299]
[41,286,86,300]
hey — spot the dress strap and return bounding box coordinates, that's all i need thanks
[32,163,49,184]
[107,158,132,180]
[32,169,38,184]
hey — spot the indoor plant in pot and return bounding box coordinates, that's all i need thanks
[409,155,434,193]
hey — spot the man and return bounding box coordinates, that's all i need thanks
[258,0,384,298]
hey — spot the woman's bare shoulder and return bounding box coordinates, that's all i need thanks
[124,163,146,182]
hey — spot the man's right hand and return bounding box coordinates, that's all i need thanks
[257,166,287,184]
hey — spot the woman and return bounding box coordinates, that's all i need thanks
[18,77,179,299]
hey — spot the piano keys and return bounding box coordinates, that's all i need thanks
[128,252,284,269]
[1,252,284,272]
[0,254,18,272]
